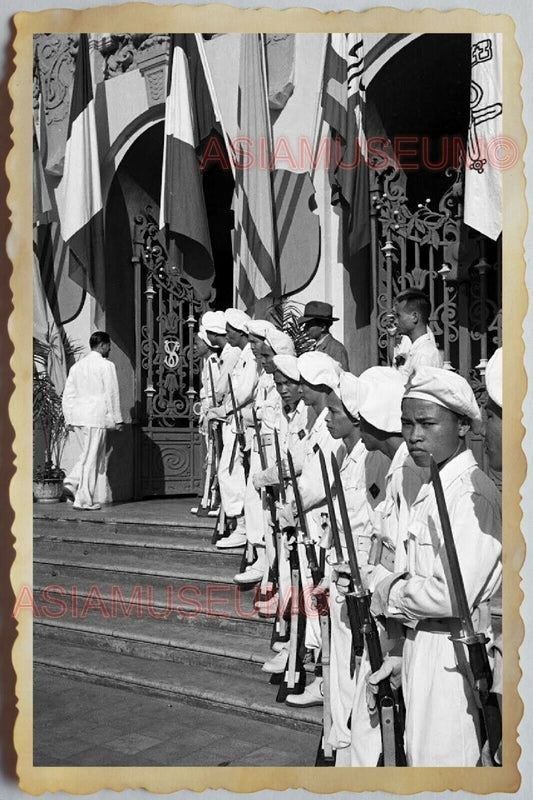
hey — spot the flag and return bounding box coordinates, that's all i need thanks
[321,33,370,256]
[159,34,218,294]
[464,34,503,241]
[54,33,105,305]
[33,120,52,225]
[234,34,278,313]
[33,237,67,394]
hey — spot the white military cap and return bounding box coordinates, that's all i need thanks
[273,354,300,382]
[247,319,277,340]
[297,351,342,391]
[404,366,483,432]
[202,310,226,334]
[197,326,212,347]
[358,366,406,433]
[485,348,502,408]
[225,308,251,333]
[265,328,296,356]
[338,372,360,418]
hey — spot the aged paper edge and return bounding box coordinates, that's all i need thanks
[7,3,526,795]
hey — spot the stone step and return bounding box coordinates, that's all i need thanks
[34,539,246,583]
[33,564,275,638]
[33,503,216,532]
[34,640,323,735]
[34,609,274,678]
[34,516,217,548]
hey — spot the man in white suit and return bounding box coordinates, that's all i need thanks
[62,331,123,510]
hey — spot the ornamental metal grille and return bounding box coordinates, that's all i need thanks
[133,207,210,496]
[369,160,502,400]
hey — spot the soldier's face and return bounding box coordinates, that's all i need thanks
[359,415,383,452]
[261,344,276,373]
[195,335,210,358]
[401,398,468,467]
[393,301,415,336]
[226,325,241,347]
[249,335,263,358]
[326,392,356,440]
[299,379,321,407]
[274,371,300,409]
[484,398,502,472]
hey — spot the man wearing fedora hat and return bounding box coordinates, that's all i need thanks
[299,301,350,371]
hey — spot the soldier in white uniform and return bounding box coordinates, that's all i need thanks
[207,309,258,548]
[62,331,123,510]
[318,371,390,763]
[335,367,424,766]
[235,325,295,584]
[252,354,313,668]
[281,352,344,708]
[392,289,442,376]
[370,367,502,766]
[192,323,221,515]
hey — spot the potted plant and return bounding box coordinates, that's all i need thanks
[33,331,83,502]
[33,367,68,502]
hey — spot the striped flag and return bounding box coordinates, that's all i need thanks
[322,33,370,255]
[159,34,217,291]
[234,34,278,313]
[54,34,104,305]
[464,34,503,241]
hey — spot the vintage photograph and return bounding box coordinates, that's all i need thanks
[29,25,506,774]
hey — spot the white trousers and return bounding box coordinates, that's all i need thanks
[218,423,247,517]
[402,628,482,766]
[244,448,268,546]
[64,426,108,508]
[328,578,358,752]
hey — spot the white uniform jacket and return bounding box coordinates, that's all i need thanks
[398,332,442,377]
[214,342,241,403]
[62,351,123,429]
[372,449,502,766]
[223,343,258,425]
[296,408,344,543]
[200,352,221,415]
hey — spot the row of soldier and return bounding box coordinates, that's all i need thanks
[192,293,503,768]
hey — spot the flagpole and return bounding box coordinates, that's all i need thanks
[194,33,236,180]
[260,33,281,302]
[310,34,329,184]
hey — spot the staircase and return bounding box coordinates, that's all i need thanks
[33,502,322,736]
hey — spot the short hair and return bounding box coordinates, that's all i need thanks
[90,331,111,349]
[394,289,431,325]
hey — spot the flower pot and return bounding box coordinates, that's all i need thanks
[33,478,64,503]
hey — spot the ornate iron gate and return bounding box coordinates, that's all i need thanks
[133,207,210,497]
[369,160,502,468]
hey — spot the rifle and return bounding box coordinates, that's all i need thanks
[252,408,278,601]
[429,456,502,765]
[318,447,364,677]
[276,540,306,702]
[228,374,250,479]
[272,428,290,644]
[287,450,333,764]
[206,359,226,542]
[286,451,326,596]
[331,452,407,767]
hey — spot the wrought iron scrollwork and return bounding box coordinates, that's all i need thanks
[369,157,501,386]
[135,206,210,427]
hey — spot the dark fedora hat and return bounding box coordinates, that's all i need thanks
[299,300,339,323]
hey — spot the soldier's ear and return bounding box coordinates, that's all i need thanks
[457,416,471,438]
